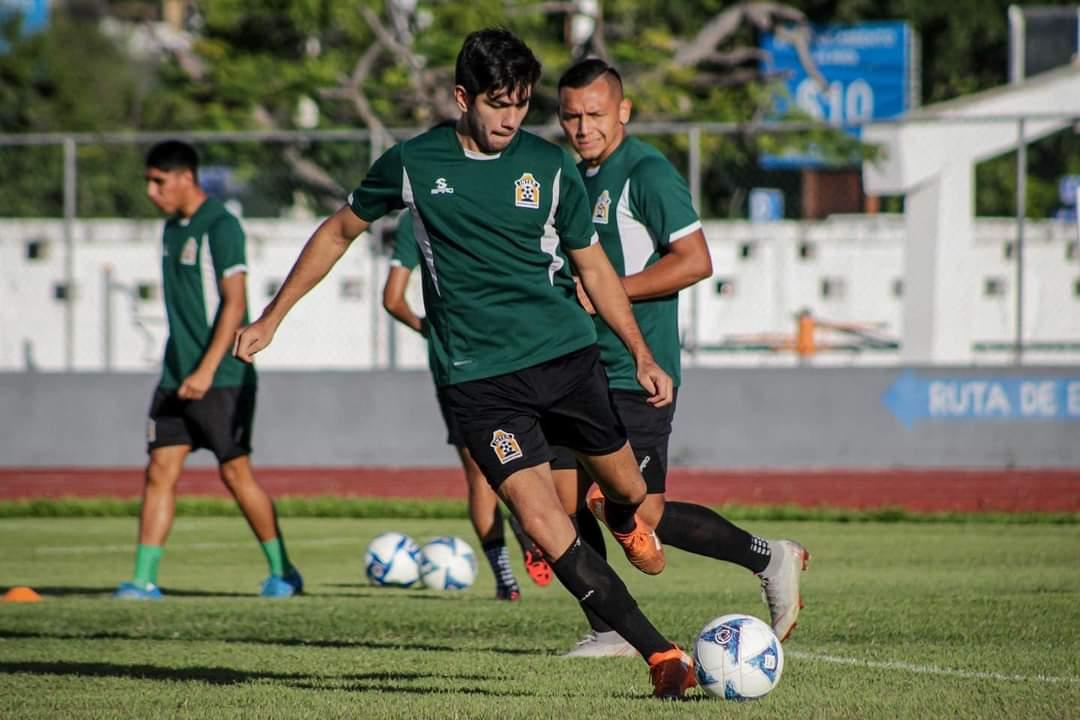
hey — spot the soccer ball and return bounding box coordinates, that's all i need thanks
[419,536,478,590]
[364,531,421,587]
[694,613,784,700]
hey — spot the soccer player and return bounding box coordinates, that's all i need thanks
[381,210,557,599]
[234,28,695,698]
[114,140,302,600]
[555,59,809,656]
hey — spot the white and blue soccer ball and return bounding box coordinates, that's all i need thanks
[419,536,478,591]
[694,613,784,700]
[364,531,422,587]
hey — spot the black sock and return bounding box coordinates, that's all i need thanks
[571,510,612,633]
[602,499,638,534]
[655,501,771,574]
[551,535,671,660]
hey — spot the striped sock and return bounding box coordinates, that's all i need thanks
[482,542,519,592]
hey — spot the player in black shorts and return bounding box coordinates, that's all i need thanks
[236,29,696,698]
[383,212,558,599]
[556,59,809,656]
[114,140,301,601]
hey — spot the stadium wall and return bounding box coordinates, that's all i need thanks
[1,368,1077,468]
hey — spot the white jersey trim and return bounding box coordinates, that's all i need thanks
[669,220,702,243]
[541,168,566,284]
[199,233,219,328]
[403,168,440,296]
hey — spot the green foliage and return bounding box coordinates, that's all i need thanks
[0,495,1075,524]
[1,1,1076,217]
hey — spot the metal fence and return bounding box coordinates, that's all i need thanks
[2,113,1079,370]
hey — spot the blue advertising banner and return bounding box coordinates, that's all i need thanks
[881,369,1080,429]
[760,21,913,168]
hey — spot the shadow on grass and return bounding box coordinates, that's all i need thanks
[0,628,538,655]
[18,586,256,599]
[0,661,534,697]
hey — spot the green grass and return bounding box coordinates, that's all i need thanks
[1,516,1078,719]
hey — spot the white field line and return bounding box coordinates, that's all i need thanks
[31,537,360,556]
[787,650,1080,685]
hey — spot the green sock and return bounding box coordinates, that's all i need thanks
[133,544,163,588]
[260,538,290,577]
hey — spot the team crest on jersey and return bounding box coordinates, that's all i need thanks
[514,173,541,209]
[490,429,524,464]
[592,190,612,224]
[431,177,455,195]
[180,237,198,265]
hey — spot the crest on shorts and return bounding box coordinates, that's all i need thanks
[180,237,198,265]
[514,173,541,209]
[592,190,611,224]
[490,429,524,464]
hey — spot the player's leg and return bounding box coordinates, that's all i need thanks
[460,446,521,600]
[498,461,694,697]
[196,386,301,597]
[616,390,811,641]
[439,386,522,600]
[442,360,693,697]
[542,347,665,575]
[506,447,576,589]
[554,462,637,656]
[116,389,190,599]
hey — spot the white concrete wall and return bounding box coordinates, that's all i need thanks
[1,215,1078,371]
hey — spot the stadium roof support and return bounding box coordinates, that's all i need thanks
[862,64,1080,364]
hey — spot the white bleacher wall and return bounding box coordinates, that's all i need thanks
[1,215,1078,371]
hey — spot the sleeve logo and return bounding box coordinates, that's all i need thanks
[514,173,541,209]
[490,429,524,464]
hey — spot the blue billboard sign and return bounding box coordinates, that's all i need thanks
[0,0,48,35]
[881,369,1080,429]
[760,21,913,168]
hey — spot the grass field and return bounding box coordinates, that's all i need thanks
[2,513,1079,719]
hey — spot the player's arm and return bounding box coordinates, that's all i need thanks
[621,228,712,301]
[382,265,426,335]
[178,272,248,400]
[567,243,672,407]
[234,206,369,362]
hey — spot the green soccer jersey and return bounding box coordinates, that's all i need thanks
[580,136,702,391]
[159,197,255,389]
[350,124,599,386]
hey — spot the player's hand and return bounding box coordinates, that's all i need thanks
[177,369,212,400]
[233,317,277,364]
[634,355,673,407]
[574,277,596,315]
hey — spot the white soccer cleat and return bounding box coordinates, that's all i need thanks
[758,539,810,642]
[564,630,639,658]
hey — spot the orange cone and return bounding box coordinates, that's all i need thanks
[3,586,42,603]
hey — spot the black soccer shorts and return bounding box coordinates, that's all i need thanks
[146,385,256,463]
[439,344,628,488]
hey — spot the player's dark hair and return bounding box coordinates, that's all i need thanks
[145,140,199,180]
[557,58,623,95]
[455,27,542,100]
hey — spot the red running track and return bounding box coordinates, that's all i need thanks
[1,467,1078,513]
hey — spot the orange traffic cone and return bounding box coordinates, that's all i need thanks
[3,586,42,603]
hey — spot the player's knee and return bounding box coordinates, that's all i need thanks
[217,456,252,490]
[145,457,181,489]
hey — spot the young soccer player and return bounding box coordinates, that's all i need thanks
[555,59,809,656]
[115,141,301,600]
[235,29,695,698]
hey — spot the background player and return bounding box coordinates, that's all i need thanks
[115,140,302,600]
[555,59,809,655]
[235,29,696,698]
[381,210,557,599]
